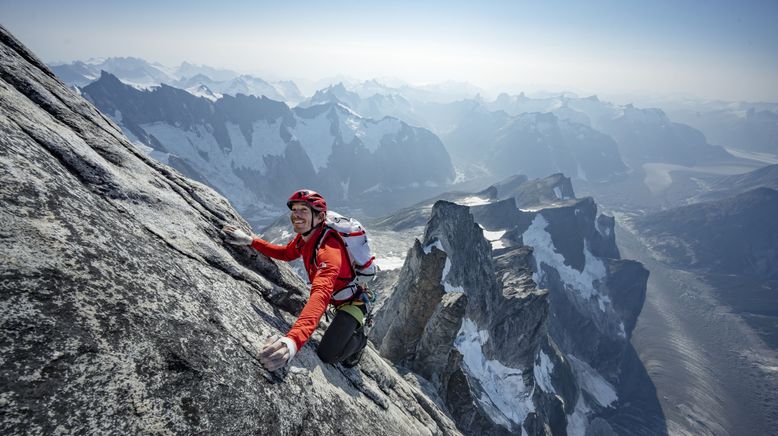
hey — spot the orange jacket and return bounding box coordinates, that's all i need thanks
[251,226,352,350]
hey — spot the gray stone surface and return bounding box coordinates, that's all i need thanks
[371,240,447,364]
[0,25,460,436]
[414,292,467,389]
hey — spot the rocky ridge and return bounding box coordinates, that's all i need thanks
[370,174,656,435]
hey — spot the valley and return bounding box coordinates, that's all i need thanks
[617,219,778,435]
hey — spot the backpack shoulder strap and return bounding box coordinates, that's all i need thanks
[309,225,333,269]
[308,226,355,281]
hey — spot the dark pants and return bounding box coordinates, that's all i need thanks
[317,308,367,364]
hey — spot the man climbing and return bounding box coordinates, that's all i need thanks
[222,190,369,371]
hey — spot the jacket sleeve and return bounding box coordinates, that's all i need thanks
[285,236,342,350]
[251,236,301,261]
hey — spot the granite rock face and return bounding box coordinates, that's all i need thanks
[0,26,460,435]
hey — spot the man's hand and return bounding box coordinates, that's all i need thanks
[259,335,297,371]
[222,225,253,246]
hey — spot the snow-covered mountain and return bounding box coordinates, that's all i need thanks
[487,94,734,167]
[445,109,628,182]
[175,61,238,82]
[300,79,490,130]
[48,60,103,87]
[487,92,570,116]
[311,78,483,104]
[350,78,409,98]
[649,99,778,154]
[290,101,454,196]
[595,104,733,166]
[80,72,455,224]
[669,105,778,154]
[301,83,362,111]
[49,56,176,88]
[369,173,657,435]
[184,83,222,102]
[175,74,301,103]
[409,80,485,103]
[300,82,426,128]
[314,92,628,183]
[272,80,305,104]
[487,93,619,128]
[48,58,304,104]
[200,76,736,179]
[354,91,729,181]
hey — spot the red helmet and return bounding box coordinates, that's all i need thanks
[287,189,327,213]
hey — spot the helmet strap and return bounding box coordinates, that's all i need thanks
[301,207,323,237]
[302,220,322,237]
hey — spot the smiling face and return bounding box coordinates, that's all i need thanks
[289,202,324,235]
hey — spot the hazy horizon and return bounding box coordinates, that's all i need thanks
[2,0,777,102]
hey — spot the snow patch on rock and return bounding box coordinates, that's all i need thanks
[460,196,491,206]
[566,394,591,436]
[455,318,535,429]
[522,214,607,303]
[570,355,618,408]
[375,256,405,271]
[423,239,445,255]
[482,228,507,250]
[533,351,556,394]
[441,258,463,293]
[359,118,403,153]
[292,113,334,171]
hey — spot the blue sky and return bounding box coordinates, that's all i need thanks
[2,0,777,101]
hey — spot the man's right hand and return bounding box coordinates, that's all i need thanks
[259,335,297,371]
[222,225,254,246]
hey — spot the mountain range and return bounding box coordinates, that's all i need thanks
[303,88,732,181]
[50,57,303,103]
[50,56,776,164]
[80,71,455,224]
[52,57,758,190]
[663,101,778,154]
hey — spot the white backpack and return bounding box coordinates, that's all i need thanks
[312,211,377,303]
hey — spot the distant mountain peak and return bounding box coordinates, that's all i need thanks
[185,73,213,82]
[97,69,122,84]
[334,101,362,118]
[330,82,348,92]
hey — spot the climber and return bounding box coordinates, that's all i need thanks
[222,190,369,371]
